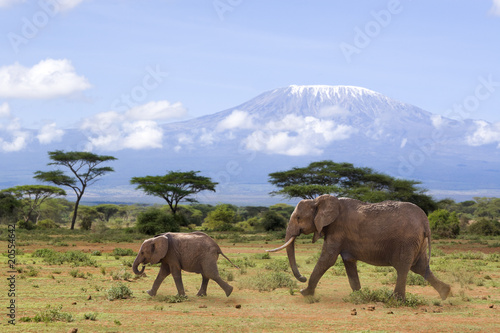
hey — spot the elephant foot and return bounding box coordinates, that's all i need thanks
[147,289,156,297]
[439,284,451,300]
[300,288,315,296]
[197,291,207,297]
[224,285,233,297]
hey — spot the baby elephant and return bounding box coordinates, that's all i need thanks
[132,232,238,297]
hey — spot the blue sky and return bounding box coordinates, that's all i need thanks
[0,0,499,152]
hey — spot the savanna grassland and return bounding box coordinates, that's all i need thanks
[1,229,499,333]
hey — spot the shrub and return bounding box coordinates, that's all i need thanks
[84,312,98,321]
[18,219,35,230]
[343,287,427,307]
[33,305,74,323]
[37,219,59,229]
[468,218,500,236]
[202,204,237,231]
[261,210,287,231]
[136,209,180,235]
[428,209,460,238]
[32,249,97,267]
[264,258,289,272]
[157,295,189,303]
[240,271,297,291]
[112,248,136,256]
[106,283,133,300]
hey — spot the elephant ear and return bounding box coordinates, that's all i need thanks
[150,235,168,264]
[313,195,340,243]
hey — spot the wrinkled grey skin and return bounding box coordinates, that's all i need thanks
[133,231,237,297]
[269,195,451,300]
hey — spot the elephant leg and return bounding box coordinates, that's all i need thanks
[148,264,170,296]
[201,261,233,297]
[197,275,209,297]
[171,268,186,296]
[301,248,339,296]
[342,258,361,291]
[393,265,410,300]
[411,255,451,300]
[212,275,233,297]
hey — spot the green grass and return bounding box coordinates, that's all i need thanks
[343,287,428,308]
[32,248,98,267]
[4,230,500,332]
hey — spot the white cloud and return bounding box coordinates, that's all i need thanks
[0,59,91,99]
[58,0,86,11]
[466,120,500,148]
[490,0,500,16]
[243,114,356,156]
[431,115,445,129]
[0,0,85,10]
[0,116,30,152]
[0,0,24,8]
[126,100,187,121]
[0,102,10,117]
[121,121,163,150]
[217,110,255,131]
[37,123,65,144]
[81,100,186,151]
[318,105,350,118]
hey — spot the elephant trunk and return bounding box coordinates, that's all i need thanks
[286,236,307,283]
[132,256,145,275]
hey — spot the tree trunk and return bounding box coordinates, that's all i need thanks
[70,195,82,230]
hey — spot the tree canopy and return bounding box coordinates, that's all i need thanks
[269,160,437,213]
[1,185,66,225]
[34,150,116,229]
[130,170,217,215]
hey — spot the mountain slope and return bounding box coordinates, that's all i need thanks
[1,85,499,204]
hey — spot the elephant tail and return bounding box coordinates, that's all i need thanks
[220,251,240,269]
[425,232,432,280]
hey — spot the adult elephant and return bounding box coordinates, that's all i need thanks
[267,195,450,300]
[133,232,238,297]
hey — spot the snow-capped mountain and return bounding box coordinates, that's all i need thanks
[1,85,499,204]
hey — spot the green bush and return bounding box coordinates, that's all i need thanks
[32,305,74,323]
[261,210,287,231]
[468,218,500,236]
[18,219,35,230]
[112,248,136,256]
[106,283,133,300]
[37,219,59,229]
[202,204,238,231]
[264,258,289,272]
[32,249,97,267]
[343,287,427,307]
[136,208,180,235]
[240,271,297,291]
[83,312,98,321]
[428,209,460,238]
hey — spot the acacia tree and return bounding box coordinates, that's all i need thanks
[131,171,217,215]
[269,160,437,213]
[0,185,66,225]
[34,150,116,229]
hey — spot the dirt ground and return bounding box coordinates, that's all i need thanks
[3,237,499,332]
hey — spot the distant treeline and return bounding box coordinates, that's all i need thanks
[1,195,499,237]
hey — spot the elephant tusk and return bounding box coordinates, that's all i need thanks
[266,236,296,253]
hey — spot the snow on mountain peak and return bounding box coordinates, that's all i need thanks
[285,84,380,99]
